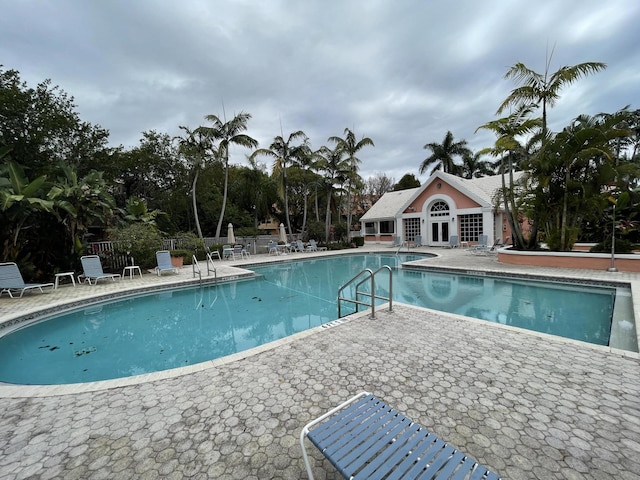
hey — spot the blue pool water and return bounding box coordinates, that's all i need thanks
[0,254,622,384]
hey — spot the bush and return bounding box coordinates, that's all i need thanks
[109,224,163,269]
[305,221,325,242]
[590,237,634,254]
[175,231,205,252]
[353,236,365,247]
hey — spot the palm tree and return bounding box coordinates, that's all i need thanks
[251,130,308,238]
[495,57,607,249]
[460,152,494,179]
[315,144,350,242]
[543,111,630,250]
[476,105,541,249]
[328,128,374,238]
[497,59,607,139]
[198,112,258,240]
[176,126,211,240]
[419,131,471,176]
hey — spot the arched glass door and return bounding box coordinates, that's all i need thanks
[429,201,450,246]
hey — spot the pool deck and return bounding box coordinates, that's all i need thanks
[1,246,639,479]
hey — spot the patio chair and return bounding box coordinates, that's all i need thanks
[222,245,235,260]
[467,234,488,254]
[445,235,459,248]
[155,251,179,276]
[233,244,250,259]
[307,239,319,252]
[391,236,402,247]
[79,255,121,285]
[471,237,502,256]
[297,240,309,252]
[268,241,279,256]
[0,262,54,298]
[301,391,501,480]
[206,246,221,261]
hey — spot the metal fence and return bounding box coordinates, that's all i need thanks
[87,235,285,270]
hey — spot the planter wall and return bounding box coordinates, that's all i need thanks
[498,249,640,272]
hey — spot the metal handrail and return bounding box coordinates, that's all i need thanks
[192,253,218,285]
[192,255,202,283]
[337,265,393,319]
[206,252,218,281]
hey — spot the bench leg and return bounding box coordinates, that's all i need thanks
[299,391,371,479]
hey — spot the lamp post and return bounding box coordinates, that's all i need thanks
[607,203,618,272]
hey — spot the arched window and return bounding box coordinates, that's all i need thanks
[430,201,449,217]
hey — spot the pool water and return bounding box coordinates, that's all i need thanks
[0,254,626,384]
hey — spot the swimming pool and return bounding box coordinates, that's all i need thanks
[0,254,633,384]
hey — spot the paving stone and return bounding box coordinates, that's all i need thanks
[1,248,639,478]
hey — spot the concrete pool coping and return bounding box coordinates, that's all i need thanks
[1,246,639,479]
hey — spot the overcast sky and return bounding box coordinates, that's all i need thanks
[2,0,639,182]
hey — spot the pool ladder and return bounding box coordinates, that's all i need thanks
[191,252,218,285]
[337,265,393,319]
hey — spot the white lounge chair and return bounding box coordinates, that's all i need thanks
[155,251,179,276]
[0,262,54,298]
[307,239,319,252]
[268,241,279,256]
[79,255,121,285]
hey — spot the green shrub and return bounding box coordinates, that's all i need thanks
[109,224,163,268]
[590,237,634,254]
[353,236,365,247]
[305,221,325,241]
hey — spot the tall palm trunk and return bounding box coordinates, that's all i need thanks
[214,156,229,240]
[191,167,203,239]
[325,190,332,242]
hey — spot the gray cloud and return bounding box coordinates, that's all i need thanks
[2,0,638,183]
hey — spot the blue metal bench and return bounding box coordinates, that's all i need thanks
[300,392,500,479]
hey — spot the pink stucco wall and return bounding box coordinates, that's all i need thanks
[403,179,481,213]
[498,249,640,272]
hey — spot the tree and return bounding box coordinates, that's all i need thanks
[394,174,421,191]
[476,104,541,249]
[198,112,258,240]
[176,126,212,239]
[0,160,53,262]
[420,131,472,176]
[315,144,350,242]
[0,67,110,177]
[48,163,117,257]
[540,112,630,250]
[497,59,607,139]
[495,57,607,249]
[460,152,494,179]
[328,128,374,237]
[236,158,278,228]
[251,130,308,237]
[364,172,395,199]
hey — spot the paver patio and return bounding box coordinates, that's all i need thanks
[1,247,639,479]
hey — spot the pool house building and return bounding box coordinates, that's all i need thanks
[360,171,525,247]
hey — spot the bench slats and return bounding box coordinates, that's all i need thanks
[302,393,500,479]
